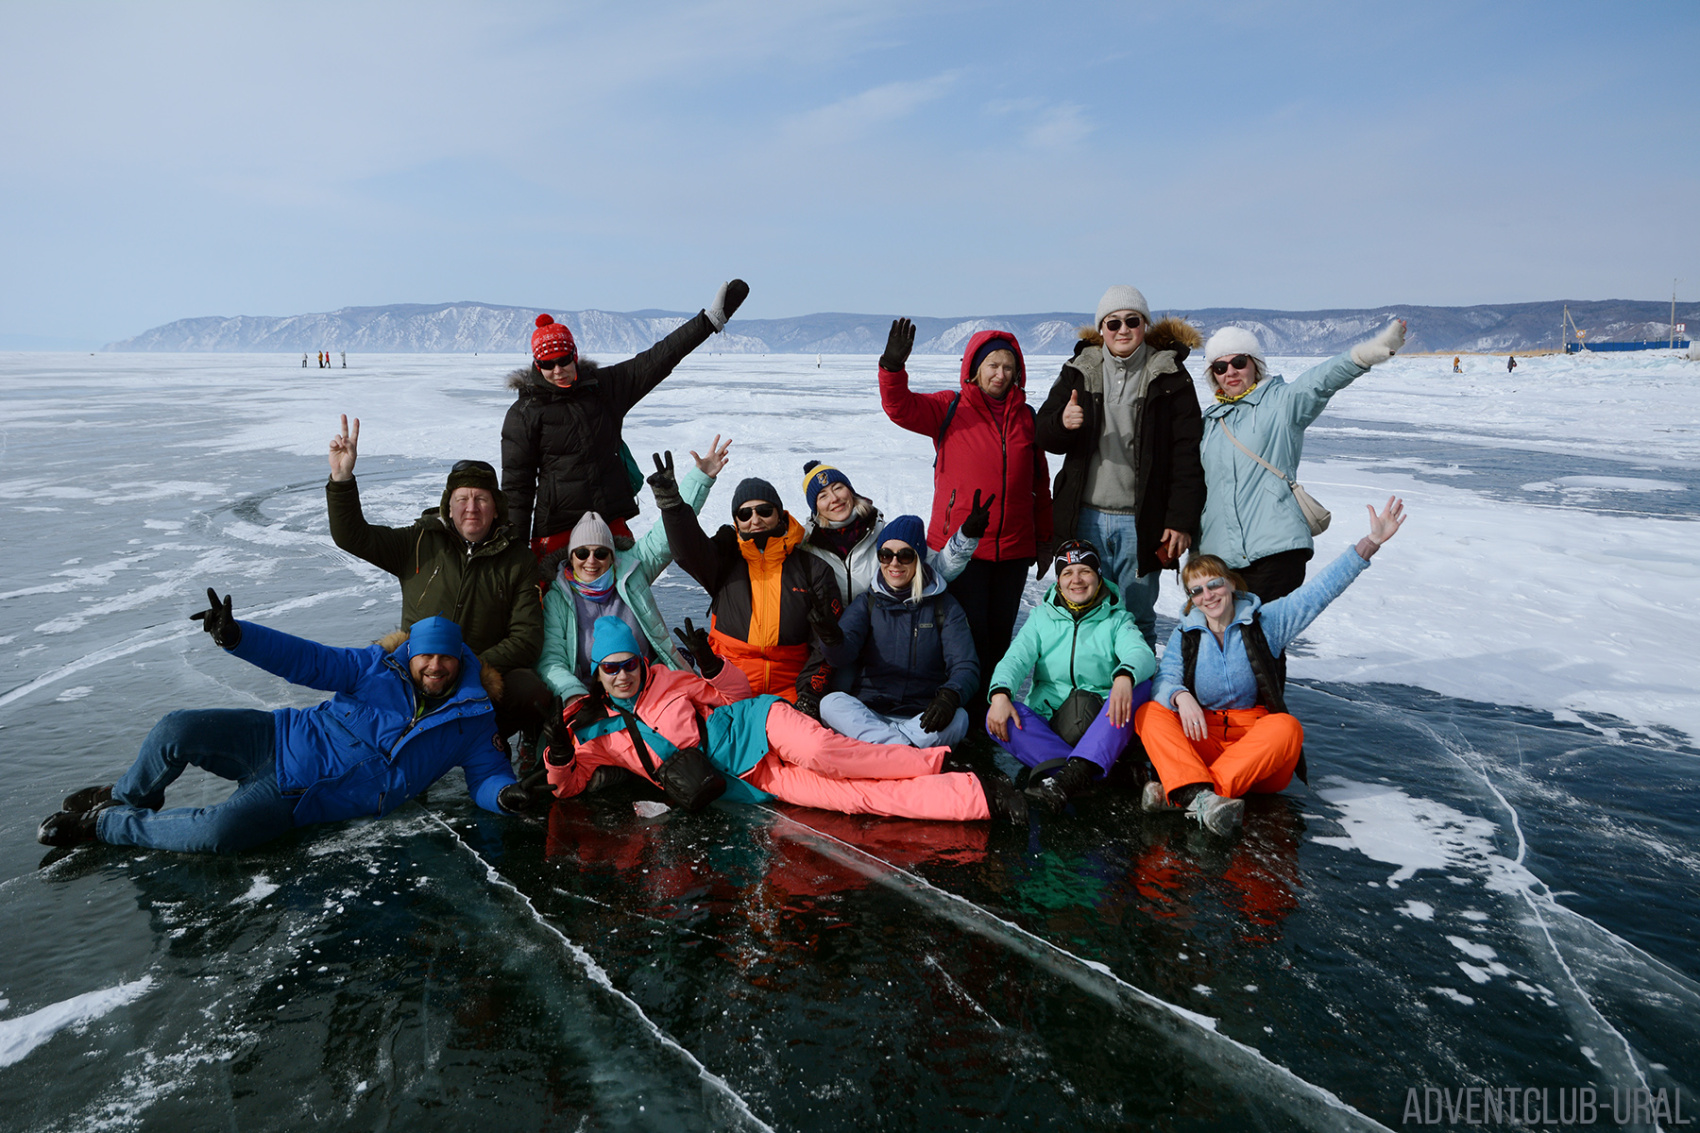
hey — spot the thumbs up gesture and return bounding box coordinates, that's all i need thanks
[1061,387,1085,430]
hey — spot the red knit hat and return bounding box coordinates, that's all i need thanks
[531,314,577,363]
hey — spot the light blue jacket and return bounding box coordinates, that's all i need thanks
[1153,547,1370,710]
[1198,353,1367,568]
[537,466,715,700]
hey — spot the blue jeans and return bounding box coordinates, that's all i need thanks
[97,709,298,854]
[1076,507,1160,648]
[819,692,971,748]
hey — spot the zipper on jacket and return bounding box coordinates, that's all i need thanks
[996,417,1008,562]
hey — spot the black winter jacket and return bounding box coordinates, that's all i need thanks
[500,311,715,543]
[1033,318,1207,577]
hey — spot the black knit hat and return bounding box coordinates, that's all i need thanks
[731,476,782,515]
[1053,538,1101,576]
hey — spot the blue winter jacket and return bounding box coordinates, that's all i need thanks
[227,622,515,826]
[825,566,979,717]
[1153,547,1370,711]
[1198,353,1368,568]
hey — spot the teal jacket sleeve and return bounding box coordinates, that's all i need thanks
[987,613,1043,700]
[1282,352,1368,430]
[1110,613,1157,684]
[1258,547,1370,654]
[536,586,589,701]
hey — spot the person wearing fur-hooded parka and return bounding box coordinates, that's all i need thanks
[1034,287,1207,647]
[501,280,748,555]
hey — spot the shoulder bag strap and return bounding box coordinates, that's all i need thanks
[615,707,663,780]
[1218,420,1293,487]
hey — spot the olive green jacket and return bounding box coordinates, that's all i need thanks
[326,476,543,674]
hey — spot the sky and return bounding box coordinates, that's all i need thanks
[3,0,1697,348]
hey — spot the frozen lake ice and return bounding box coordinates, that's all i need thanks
[0,347,1696,1129]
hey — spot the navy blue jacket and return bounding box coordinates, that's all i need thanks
[827,567,979,717]
[227,622,515,826]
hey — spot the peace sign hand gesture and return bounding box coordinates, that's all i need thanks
[329,414,359,482]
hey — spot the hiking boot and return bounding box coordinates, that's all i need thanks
[1023,757,1098,815]
[1184,789,1245,837]
[977,773,1028,826]
[37,800,116,848]
[1141,780,1179,812]
[62,784,114,813]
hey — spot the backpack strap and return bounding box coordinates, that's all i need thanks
[931,391,962,469]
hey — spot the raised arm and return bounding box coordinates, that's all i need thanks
[325,415,413,574]
[601,280,748,415]
[1285,320,1406,429]
[1260,496,1406,652]
[877,318,951,437]
[654,453,732,595]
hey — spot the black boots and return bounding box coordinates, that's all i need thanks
[38,796,117,847]
[1023,757,1098,814]
[977,772,1029,826]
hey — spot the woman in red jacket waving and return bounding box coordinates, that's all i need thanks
[878,319,1053,697]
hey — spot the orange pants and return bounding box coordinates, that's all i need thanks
[1134,702,1303,801]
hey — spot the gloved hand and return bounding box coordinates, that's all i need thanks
[1349,319,1406,368]
[705,279,750,331]
[539,696,570,767]
[959,490,995,539]
[880,317,916,373]
[189,587,242,650]
[794,687,822,720]
[919,687,961,734]
[571,694,606,733]
[648,451,683,510]
[673,617,723,677]
[808,596,844,648]
[498,768,555,815]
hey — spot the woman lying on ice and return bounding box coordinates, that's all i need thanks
[1134,496,1408,837]
[984,539,1157,814]
[797,458,985,604]
[543,616,1027,823]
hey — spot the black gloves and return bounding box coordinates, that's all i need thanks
[539,696,572,767]
[808,597,843,648]
[794,687,822,720]
[498,767,555,815]
[960,490,995,540]
[648,451,683,510]
[190,587,242,650]
[919,687,961,734]
[572,694,606,733]
[880,317,916,373]
[673,617,722,677]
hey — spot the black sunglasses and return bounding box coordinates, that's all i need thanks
[876,547,918,565]
[1102,316,1144,333]
[536,353,577,371]
[572,547,612,562]
[735,504,778,522]
[1210,354,1253,377]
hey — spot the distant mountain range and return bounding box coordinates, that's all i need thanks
[105,298,1698,356]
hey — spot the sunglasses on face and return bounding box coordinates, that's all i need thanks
[877,547,918,565]
[572,546,612,562]
[597,657,643,676]
[1210,354,1253,377]
[1102,316,1144,333]
[1184,578,1232,599]
[536,354,577,371]
[735,504,778,522]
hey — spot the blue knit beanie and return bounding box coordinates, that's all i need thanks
[408,616,463,657]
[968,335,1020,384]
[876,514,927,553]
[590,615,644,663]
[801,460,853,515]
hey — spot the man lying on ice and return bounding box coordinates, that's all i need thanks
[37,590,529,854]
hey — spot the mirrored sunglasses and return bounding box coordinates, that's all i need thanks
[1184,578,1232,599]
[597,657,643,675]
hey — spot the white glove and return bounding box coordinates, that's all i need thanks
[705,279,750,332]
[1350,319,1406,368]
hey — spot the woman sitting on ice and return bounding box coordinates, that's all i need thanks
[1134,497,1407,837]
[984,539,1156,814]
[798,459,985,604]
[1197,320,1406,601]
[818,516,978,749]
[536,436,730,708]
[544,617,1027,823]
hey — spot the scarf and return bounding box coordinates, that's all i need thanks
[1214,381,1260,405]
[1057,581,1107,619]
[568,570,616,600]
[810,509,874,558]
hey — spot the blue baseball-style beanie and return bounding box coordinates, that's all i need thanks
[591,615,644,664]
[877,514,927,552]
[801,460,853,515]
[409,616,463,657]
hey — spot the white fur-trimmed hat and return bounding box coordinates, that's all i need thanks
[1203,325,1265,364]
[1095,285,1151,328]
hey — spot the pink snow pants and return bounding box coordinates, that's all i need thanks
[743,702,990,821]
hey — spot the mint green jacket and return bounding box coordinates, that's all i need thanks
[986,581,1156,717]
[537,466,715,701]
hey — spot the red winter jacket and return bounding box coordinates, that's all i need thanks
[879,329,1053,563]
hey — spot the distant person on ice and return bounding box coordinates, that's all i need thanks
[1195,320,1406,602]
[324,416,550,757]
[501,279,749,563]
[1453,356,1462,373]
[1135,497,1408,837]
[1507,355,1517,372]
[37,597,526,853]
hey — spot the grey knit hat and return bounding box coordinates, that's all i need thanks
[1095,285,1151,328]
[568,510,614,551]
